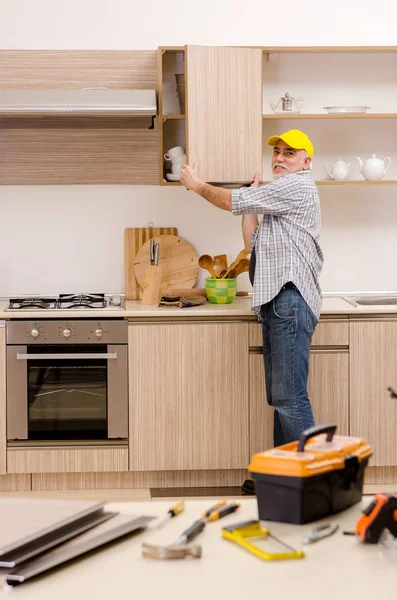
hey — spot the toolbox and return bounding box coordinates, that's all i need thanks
[248,424,373,525]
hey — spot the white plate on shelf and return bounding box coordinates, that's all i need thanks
[323,106,371,114]
[166,173,180,181]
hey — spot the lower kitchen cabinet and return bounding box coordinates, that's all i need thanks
[128,322,249,471]
[249,320,349,455]
[350,320,397,466]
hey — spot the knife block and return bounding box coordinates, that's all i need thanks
[141,265,163,305]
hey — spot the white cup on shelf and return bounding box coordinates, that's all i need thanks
[171,164,182,175]
[172,154,187,166]
[164,146,185,162]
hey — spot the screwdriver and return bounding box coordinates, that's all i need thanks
[207,502,241,521]
[156,500,185,528]
[174,501,241,545]
[201,500,227,518]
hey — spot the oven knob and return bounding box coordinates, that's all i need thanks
[31,328,40,338]
[63,328,72,338]
[95,328,104,339]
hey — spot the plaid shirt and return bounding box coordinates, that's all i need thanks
[231,171,324,320]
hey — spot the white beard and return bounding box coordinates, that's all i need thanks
[272,164,289,179]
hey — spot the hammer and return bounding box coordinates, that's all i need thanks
[142,501,240,560]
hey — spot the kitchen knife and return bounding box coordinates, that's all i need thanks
[154,243,160,266]
[150,238,155,265]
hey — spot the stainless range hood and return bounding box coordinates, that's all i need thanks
[0,89,157,117]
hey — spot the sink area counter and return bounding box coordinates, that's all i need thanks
[343,295,397,307]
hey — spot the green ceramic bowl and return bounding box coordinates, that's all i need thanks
[205,277,237,304]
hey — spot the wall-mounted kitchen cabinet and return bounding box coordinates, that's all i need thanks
[158,45,397,186]
[0,50,159,185]
[128,321,249,471]
[249,319,349,455]
[261,47,397,184]
[158,45,263,185]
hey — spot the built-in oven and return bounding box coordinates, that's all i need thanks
[6,320,128,444]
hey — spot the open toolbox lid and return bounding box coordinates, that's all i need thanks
[249,424,373,478]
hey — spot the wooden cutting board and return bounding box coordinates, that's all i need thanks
[134,235,199,293]
[125,226,177,300]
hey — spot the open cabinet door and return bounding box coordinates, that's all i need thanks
[187,45,263,183]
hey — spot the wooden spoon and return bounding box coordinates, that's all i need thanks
[225,258,250,279]
[213,254,228,275]
[221,249,249,279]
[198,254,217,279]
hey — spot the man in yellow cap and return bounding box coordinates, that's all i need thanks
[180,129,323,494]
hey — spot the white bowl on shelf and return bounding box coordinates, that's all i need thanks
[166,173,180,181]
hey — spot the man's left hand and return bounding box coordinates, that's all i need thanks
[180,162,201,192]
[251,172,260,188]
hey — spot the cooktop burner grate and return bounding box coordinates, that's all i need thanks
[8,297,58,310]
[5,293,125,311]
[57,294,107,309]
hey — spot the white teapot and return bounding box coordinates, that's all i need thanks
[325,158,351,181]
[356,154,391,181]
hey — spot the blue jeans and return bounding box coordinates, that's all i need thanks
[260,282,318,447]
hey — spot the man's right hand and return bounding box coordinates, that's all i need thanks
[180,162,202,192]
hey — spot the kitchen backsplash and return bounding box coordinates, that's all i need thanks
[0,184,396,295]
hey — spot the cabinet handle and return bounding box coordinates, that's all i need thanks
[16,353,118,360]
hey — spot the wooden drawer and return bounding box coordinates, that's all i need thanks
[249,319,349,347]
[7,448,129,474]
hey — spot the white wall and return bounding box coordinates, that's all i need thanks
[2,0,397,50]
[1,0,397,294]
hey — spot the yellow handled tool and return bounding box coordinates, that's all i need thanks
[208,502,241,522]
[200,500,227,518]
[156,500,185,528]
[222,520,305,561]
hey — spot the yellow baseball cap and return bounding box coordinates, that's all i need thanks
[267,129,314,158]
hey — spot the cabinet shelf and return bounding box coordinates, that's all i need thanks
[263,113,397,119]
[161,180,182,186]
[162,114,185,120]
[317,180,397,185]
[261,46,397,54]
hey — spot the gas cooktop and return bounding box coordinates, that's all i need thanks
[5,293,125,311]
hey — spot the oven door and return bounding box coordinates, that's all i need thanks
[6,344,128,441]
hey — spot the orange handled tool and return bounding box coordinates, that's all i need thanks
[355,493,397,543]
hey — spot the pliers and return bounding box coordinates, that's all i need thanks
[303,523,339,544]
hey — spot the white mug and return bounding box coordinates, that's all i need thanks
[171,164,182,175]
[164,146,185,162]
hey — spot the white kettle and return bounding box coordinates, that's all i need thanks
[356,154,392,181]
[325,158,351,180]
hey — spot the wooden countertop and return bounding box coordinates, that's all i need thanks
[2,497,393,600]
[0,296,396,319]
